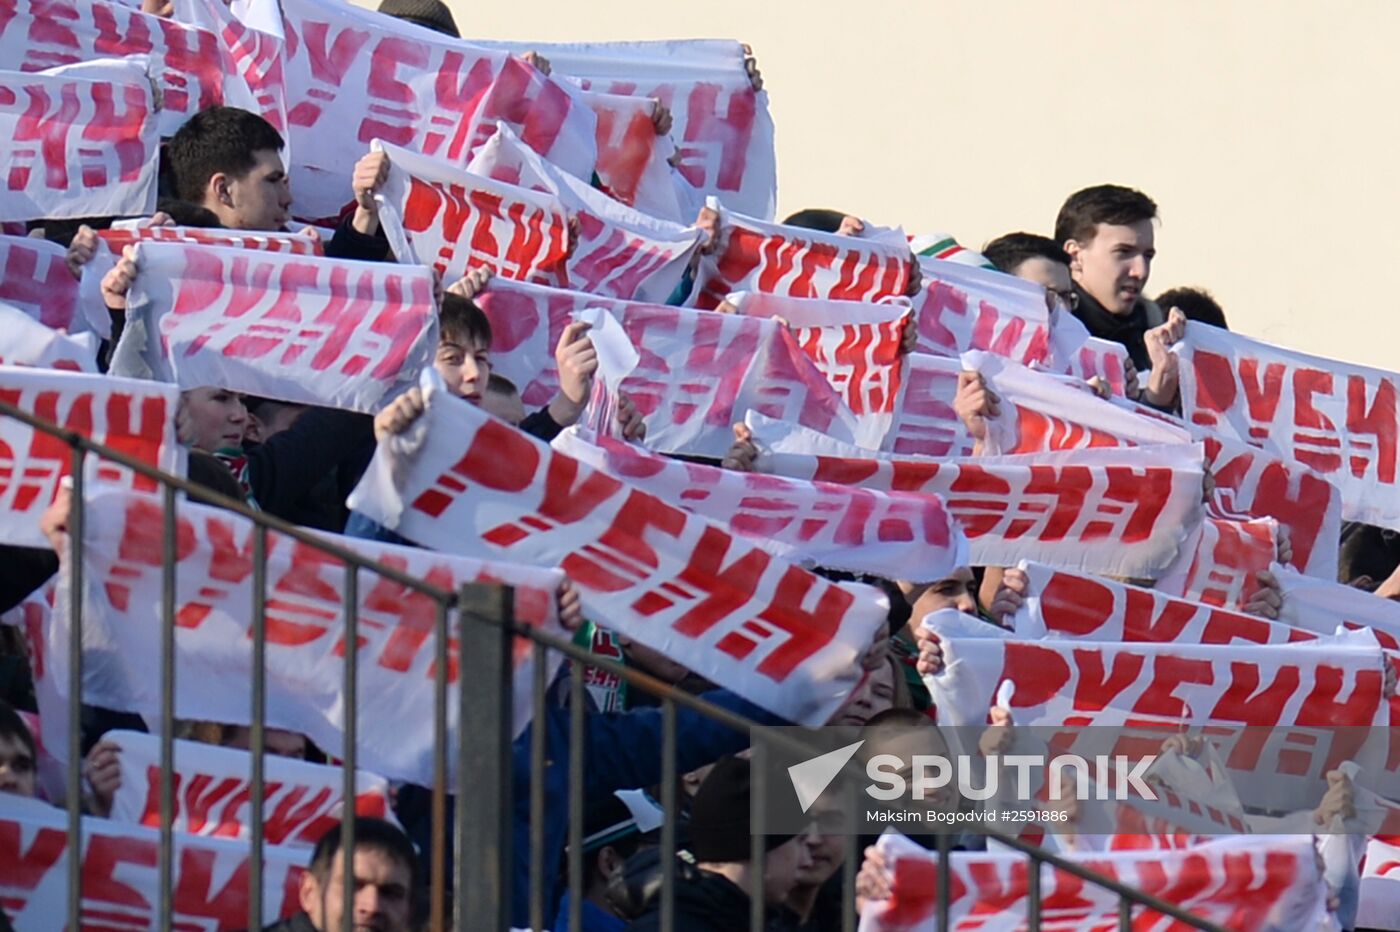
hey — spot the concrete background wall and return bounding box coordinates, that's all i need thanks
[389,0,1400,370]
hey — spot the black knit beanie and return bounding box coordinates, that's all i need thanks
[377,0,460,38]
[688,756,795,863]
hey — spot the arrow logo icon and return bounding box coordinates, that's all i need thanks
[787,740,865,813]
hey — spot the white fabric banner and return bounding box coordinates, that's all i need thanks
[922,614,1387,811]
[466,37,776,220]
[688,203,912,310]
[971,350,1193,456]
[0,234,82,334]
[1064,334,1131,397]
[726,290,909,448]
[576,87,688,224]
[347,369,888,726]
[0,366,181,548]
[1275,562,1400,651]
[115,241,438,413]
[0,794,307,930]
[273,0,598,221]
[860,831,1332,932]
[748,411,1205,580]
[170,0,288,140]
[82,227,326,338]
[0,0,257,138]
[1178,320,1400,529]
[899,257,1051,366]
[106,730,396,848]
[1012,560,1321,647]
[55,487,567,786]
[0,64,158,221]
[99,226,324,257]
[1200,432,1342,580]
[0,301,99,372]
[551,427,967,583]
[466,123,703,302]
[726,290,910,332]
[1358,835,1400,930]
[883,352,975,457]
[966,352,1342,580]
[374,139,571,288]
[474,277,860,458]
[1155,510,1279,608]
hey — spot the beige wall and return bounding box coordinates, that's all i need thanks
[427,0,1400,369]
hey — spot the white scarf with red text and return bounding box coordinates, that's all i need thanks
[347,369,888,726]
[55,487,567,787]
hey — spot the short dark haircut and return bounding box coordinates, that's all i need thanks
[0,699,36,763]
[486,373,518,396]
[307,817,419,889]
[864,707,930,731]
[782,208,846,233]
[1054,185,1158,246]
[981,232,1070,275]
[1155,286,1227,330]
[439,293,492,349]
[156,198,222,228]
[812,569,911,632]
[165,106,285,205]
[377,0,460,37]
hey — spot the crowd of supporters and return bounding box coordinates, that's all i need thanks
[1,0,1397,930]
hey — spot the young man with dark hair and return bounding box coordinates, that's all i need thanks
[628,756,812,931]
[981,232,1077,316]
[344,285,616,542]
[162,106,390,262]
[395,290,599,442]
[1155,285,1228,330]
[781,208,847,233]
[483,373,527,426]
[433,292,495,404]
[0,700,37,798]
[164,106,289,229]
[1053,184,1164,370]
[263,817,418,932]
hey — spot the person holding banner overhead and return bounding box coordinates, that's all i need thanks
[164,106,392,263]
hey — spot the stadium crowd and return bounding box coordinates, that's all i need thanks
[0,0,1396,930]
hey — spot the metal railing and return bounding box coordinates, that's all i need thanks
[0,396,1229,932]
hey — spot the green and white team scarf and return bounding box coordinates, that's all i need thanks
[908,232,996,270]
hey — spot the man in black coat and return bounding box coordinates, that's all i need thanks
[260,817,418,932]
[628,756,813,931]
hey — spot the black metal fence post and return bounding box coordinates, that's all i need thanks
[158,485,177,932]
[65,446,85,932]
[456,583,516,930]
[248,525,268,931]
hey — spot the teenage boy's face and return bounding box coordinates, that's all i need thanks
[434,336,491,402]
[1067,220,1155,316]
[0,733,36,798]
[223,148,293,232]
[910,567,977,618]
